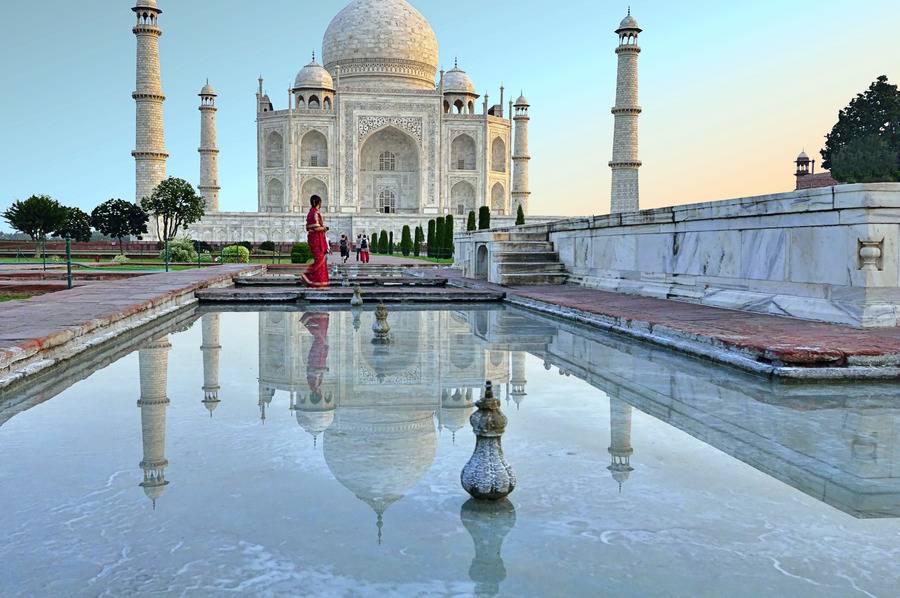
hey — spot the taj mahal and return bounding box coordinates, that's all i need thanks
[131,0,568,243]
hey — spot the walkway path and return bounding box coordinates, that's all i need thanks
[0,265,259,384]
[434,269,900,378]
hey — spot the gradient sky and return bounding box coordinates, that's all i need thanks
[1,0,898,229]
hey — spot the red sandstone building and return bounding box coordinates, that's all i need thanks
[794,150,839,190]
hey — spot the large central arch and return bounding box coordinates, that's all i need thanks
[359,126,420,213]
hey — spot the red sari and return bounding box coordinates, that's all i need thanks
[300,207,329,288]
[301,312,330,398]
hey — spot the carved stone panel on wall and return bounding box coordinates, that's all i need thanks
[358,116,423,143]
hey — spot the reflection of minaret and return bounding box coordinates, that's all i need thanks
[200,313,221,416]
[460,498,517,598]
[258,383,275,422]
[607,397,634,492]
[509,352,527,410]
[137,335,171,508]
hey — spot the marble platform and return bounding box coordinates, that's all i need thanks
[456,183,900,327]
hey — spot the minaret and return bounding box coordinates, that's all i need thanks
[607,396,634,492]
[509,352,527,410]
[198,81,220,212]
[609,9,642,214]
[137,335,171,508]
[200,313,221,415]
[511,93,531,216]
[132,0,167,204]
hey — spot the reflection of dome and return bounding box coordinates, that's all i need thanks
[362,313,420,380]
[443,65,475,94]
[294,56,335,91]
[322,0,439,90]
[440,388,475,438]
[293,391,336,442]
[324,407,437,542]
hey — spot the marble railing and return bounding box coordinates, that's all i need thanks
[456,183,900,327]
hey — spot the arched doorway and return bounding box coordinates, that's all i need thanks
[451,181,476,216]
[491,183,505,215]
[359,127,420,213]
[300,178,328,211]
[475,244,488,280]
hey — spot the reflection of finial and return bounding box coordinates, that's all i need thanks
[313,433,318,449]
[376,513,384,545]
[152,499,157,511]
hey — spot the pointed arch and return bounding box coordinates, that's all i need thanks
[491,137,506,173]
[451,180,476,216]
[265,131,284,168]
[491,182,506,215]
[451,134,476,171]
[301,130,328,167]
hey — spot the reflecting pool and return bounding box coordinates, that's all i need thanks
[1,305,900,596]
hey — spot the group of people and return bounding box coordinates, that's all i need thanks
[338,234,372,264]
[298,194,371,289]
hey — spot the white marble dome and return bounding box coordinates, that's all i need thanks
[322,0,439,90]
[199,82,216,96]
[443,66,475,94]
[294,57,335,91]
[617,13,640,31]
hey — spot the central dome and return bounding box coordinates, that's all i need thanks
[322,0,439,91]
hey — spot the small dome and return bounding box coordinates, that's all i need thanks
[797,150,810,161]
[294,56,335,91]
[135,0,158,9]
[616,11,641,32]
[443,66,476,94]
[514,93,529,107]
[199,81,216,96]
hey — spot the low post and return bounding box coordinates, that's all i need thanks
[164,238,170,272]
[65,233,73,289]
[42,238,47,271]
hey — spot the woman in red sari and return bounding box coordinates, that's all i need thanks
[300,195,329,288]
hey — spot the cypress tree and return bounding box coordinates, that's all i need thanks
[379,229,389,254]
[516,204,525,225]
[413,225,422,256]
[444,214,454,259]
[435,217,446,259]
[371,231,379,253]
[467,210,476,231]
[400,225,412,256]
[478,206,491,230]
[427,219,435,257]
[388,231,394,254]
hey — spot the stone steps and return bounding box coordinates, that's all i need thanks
[493,251,560,263]
[495,261,566,273]
[489,232,568,286]
[499,272,569,286]
[491,240,554,252]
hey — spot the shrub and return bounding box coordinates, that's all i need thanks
[222,244,250,263]
[192,240,212,253]
[290,242,312,264]
[388,231,394,254]
[370,232,379,253]
[478,206,491,230]
[113,254,130,264]
[159,237,198,262]
[400,225,412,256]
[259,240,276,252]
[444,214,454,259]
[434,217,445,258]
[516,204,525,226]
[427,220,435,257]
[413,226,422,256]
[198,252,213,263]
[467,210,476,231]
[49,255,62,263]
[379,229,389,254]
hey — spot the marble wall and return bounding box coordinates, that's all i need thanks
[456,183,900,327]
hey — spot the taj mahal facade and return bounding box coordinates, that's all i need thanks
[131,0,556,244]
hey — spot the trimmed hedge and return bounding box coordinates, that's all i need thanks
[290,242,313,264]
[222,245,250,263]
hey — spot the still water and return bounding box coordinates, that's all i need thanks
[1,305,899,597]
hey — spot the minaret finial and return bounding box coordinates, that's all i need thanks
[628,6,631,16]
[454,56,458,68]
[312,50,316,62]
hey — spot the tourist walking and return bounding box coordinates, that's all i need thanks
[359,235,370,263]
[300,195,329,288]
[339,235,350,264]
[355,234,362,262]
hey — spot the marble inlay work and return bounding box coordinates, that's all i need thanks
[457,183,900,327]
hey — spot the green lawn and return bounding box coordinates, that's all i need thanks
[0,293,34,302]
[402,255,454,264]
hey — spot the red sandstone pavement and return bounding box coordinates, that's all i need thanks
[430,269,900,368]
[0,265,260,374]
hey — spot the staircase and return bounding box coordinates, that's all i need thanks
[492,231,568,286]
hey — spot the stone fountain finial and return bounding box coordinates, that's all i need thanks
[461,381,516,500]
[350,286,363,306]
[372,301,391,344]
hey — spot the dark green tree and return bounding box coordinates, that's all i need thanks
[90,198,149,253]
[444,214,454,259]
[467,210,476,231]
[371,231,379,253]
[388,231,395,254]
[400,225,412,256]
[822,75,900,179]
[379,229,389,253]
[831,134,899,183]
[478,206,491,230]
[435,216,446,259]
[140,177,205,241]
[413,225,423,256]
[427,219,436,257]
[53,207,93,242]
[516,204,525,226]
[2,195,69,257]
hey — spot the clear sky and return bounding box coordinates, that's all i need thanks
[1,0,898,229]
